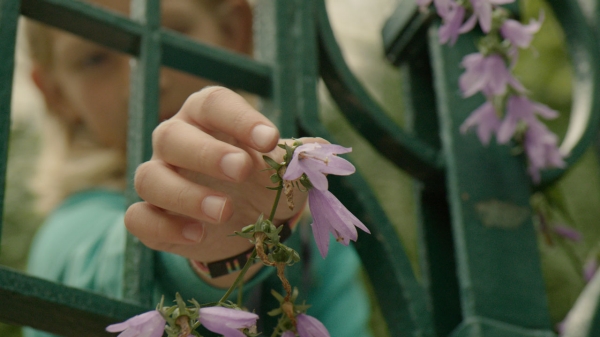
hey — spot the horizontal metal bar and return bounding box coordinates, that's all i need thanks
[0,266,149,337]
[21,0,143,55]
[20,0,273,96]
[161,30,272,97]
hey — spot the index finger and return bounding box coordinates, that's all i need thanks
[173,86,279,152]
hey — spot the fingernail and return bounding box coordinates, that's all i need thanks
[182,223,205,242]
[251,124,277,149]
[202,196,226,222]
[221,152,246,181]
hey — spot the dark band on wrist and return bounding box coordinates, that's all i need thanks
[190,220,293,279]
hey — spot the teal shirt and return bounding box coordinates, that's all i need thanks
[24,190,372,337]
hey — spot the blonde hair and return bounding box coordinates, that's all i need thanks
[24,19,126,214]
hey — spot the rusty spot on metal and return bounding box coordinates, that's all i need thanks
[475,199,530,229]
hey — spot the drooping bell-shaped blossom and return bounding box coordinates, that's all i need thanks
[199,306,259,337]
[296,314,331,337]
[459,53,526,97]
[308,188,370,258]
[438,3,467,45]
[497,95,558,144]
[500,12,544,49]
[106,310,166,337]
[283,143,355,191]
[467,0,516,33]
[552,224,582,242]
[523,119,565,183]
[460,101,502,145]
[417,0,454,16]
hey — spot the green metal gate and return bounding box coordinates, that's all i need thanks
[1,0,600,336]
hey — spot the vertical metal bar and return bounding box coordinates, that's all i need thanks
[123,0,160,307]
[428,23,554,335]
[253,0,300,137]
[254,0,320,334]
[401,44,462,336]
[0,0,21,251]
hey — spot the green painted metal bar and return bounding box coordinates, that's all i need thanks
[401,44,462,336]
[0,266,149,337]
[428,24,554,336]
[252,0,316,333]
[253,0,302,136]
[382,0,433,66]
[161,30,272,98]
[315,0,443,185]
[20,0,273,97]
[123,0,160,308]
[0,0,19,249]
[20,0,142,55]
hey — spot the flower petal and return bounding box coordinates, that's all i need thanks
[308,189,334,257]
[297,314,330,337]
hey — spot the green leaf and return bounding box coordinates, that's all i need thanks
[270,173,282,183]
[263,155,281,169]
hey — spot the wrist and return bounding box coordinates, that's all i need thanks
[190,220,294,279]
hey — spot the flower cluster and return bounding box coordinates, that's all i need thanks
[419,0,565,182]
[106,294,259,337]
[107,140,366,337]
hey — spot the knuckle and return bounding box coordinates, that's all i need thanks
[124,202,143,233]
[133,162,153,198]
[152,120,179,155]
[196,86,230,115]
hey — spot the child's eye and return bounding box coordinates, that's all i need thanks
[81,51,109,68]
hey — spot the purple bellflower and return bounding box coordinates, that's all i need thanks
[283,143,355,191]
[500,13,544,49]
[468,0,516,33]
[417,0,453,16]
[459,53,526,97]
[438,2,468,45]
[552,224,582,242]
[459,101,502,145]
[308,188,370,258]
[497,95,558,144]
[199,306,259,337]
[106,310,166,337]
[523,119,565,182]
[282,143,370,258]
[296,314,331,337]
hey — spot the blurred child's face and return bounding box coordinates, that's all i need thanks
[34,0,251,150]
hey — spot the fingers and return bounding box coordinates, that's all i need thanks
[125,202,206,250]
[134,160,233,223]
[173,86,279,153]
[152,119,253,182]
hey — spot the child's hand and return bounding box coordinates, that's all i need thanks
[124,87,318,285]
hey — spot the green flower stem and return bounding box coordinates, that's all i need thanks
[218,183,283,304]
[268,182,283,222]
[218,250,257,304]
